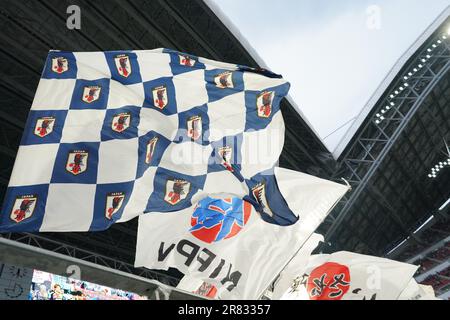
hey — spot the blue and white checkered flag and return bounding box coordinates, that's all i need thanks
[0,48,300,233]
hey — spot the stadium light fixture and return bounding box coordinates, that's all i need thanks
[428,155,450,178]
[386,238,409,255]
[439,198,450,211]
[413,215,434,234]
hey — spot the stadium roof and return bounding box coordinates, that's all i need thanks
[334,6,450,158]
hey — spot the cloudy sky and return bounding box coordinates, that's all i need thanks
[210,0,450,153]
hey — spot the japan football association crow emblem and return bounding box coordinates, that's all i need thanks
[218,146,233,172]
[52,57,69,74]
[34,117,55,138]
[10,195,37,223]
[66,150,88,175]
[179,54,196,67]
[112,112,131,133]
[114,54,132,78]
[82,86,101,103]
[164,179,191,205]
[214,71,234,89]
[105,192,125,220]
[252,182,274,217]
[152,85,168,109]
[187,116,202,141]
[145,137,158,164]
[256,91,274,118]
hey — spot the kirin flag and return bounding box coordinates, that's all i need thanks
[279,251,419,300]
[135,168,349,300]
[0,49,295,233]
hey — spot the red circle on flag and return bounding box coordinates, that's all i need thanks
[306,262,351,300]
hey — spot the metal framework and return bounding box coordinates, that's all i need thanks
[0,234,206,299]
[1,232,179,287]
[319,17,450,255]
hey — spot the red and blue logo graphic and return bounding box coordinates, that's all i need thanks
[190,197,252,244]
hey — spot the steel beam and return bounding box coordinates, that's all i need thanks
[0,235,203,300]
[326,60,450,243]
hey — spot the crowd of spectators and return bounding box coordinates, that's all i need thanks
[419,228,446,247]
[414,258,439,275]
[427,247,449,262]
[437,266,450,278]
[395,220,448,263]
[396,243,424,261]
[430,220,450,234]
[29,270,147,300]
[420,275,450,291]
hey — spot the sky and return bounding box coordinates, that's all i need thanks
[210,0,450,153]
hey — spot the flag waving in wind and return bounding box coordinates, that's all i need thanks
[0,49,293,233]
[0,48,351,301]
[278,251,419,300]
[135,168,349,300]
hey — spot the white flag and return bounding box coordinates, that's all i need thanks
[397,279,439,300]
[270,233,324,300]
[135,167,349,299]
[280,251,418,300]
